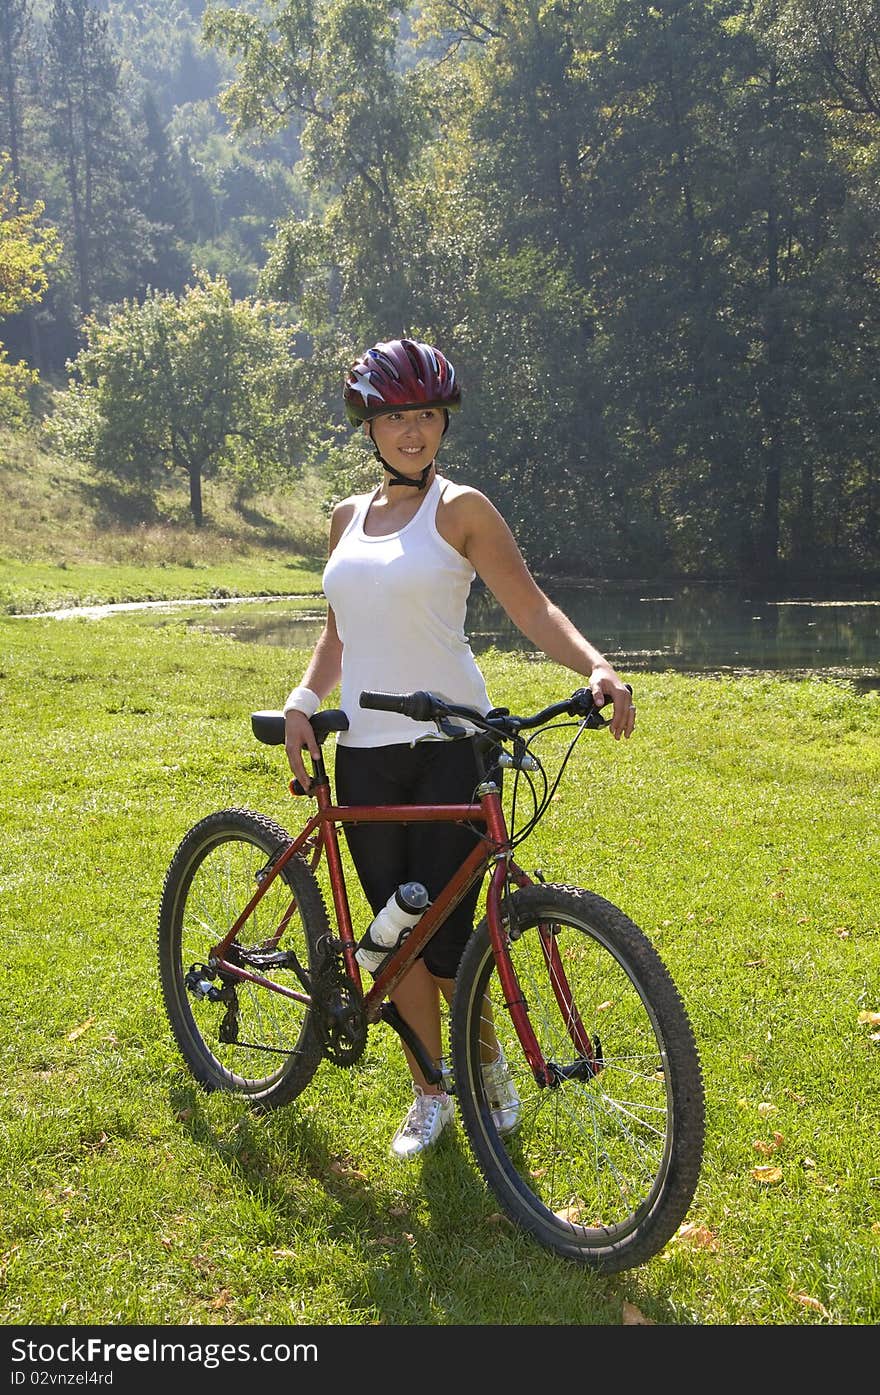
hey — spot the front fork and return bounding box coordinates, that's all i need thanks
[482,788,600,1086]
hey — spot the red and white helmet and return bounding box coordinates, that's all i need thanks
[343,338,461,425]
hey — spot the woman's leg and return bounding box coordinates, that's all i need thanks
[334,745,449,1095]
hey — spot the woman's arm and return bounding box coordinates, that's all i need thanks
[283,501,352,785]
[283,606,343,787]
[455,489,635,739]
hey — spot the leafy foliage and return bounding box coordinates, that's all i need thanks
[0,156,60,422]
[56,272,307,524]
[2,0,879,578]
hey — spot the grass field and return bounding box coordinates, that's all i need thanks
[2,610,878,1327]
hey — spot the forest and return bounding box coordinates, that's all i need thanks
[1,0,878,581]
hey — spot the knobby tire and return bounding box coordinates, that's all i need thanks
[452,883,705,1273]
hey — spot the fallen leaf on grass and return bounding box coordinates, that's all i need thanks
[272,1249,298,1259]
[67,1017,96,1042]
[789,1291,830,1318]
[329,1159,368,1181]
[622,1301,655,1325]
[757,1102,777,1117]
[754,1132,785,1156]
[208,1289,233,1310]
[857,1010,880,1026]
[597,1000,613,1012]
[175,1107,194,1122]
[832,927,850,939]
[674,1222,720,1251]
[751,1165,783,1184]
[871,1222,880,1235]
[554,1205,586,1223]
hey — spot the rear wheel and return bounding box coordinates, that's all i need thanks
[452,884,704,1272]
[157,808,327,1109]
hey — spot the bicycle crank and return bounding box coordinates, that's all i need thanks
[312,967,368,1067]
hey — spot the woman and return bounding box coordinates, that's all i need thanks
[283,338,635,1160]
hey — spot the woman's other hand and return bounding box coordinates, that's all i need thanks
[285,710,320,790]
[589,664,636,740]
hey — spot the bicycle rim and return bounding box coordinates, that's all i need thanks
[452,884,704,1271]
[158,809,326,1104]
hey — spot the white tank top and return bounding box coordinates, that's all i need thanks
[322,475,492,746]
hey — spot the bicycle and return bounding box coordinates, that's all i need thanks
[157,685,705,1273]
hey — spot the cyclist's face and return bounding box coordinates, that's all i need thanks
[368,408,446,474]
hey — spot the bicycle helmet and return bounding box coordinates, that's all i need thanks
[343,338,461,426]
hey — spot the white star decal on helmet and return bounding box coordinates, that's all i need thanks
[350,367,384,404]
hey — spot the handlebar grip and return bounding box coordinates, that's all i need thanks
[359,690,436,722]
[359,690,410,713]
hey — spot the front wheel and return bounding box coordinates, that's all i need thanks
[157,808,328,1109]
[452,884,705,1272]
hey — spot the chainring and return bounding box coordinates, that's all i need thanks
[312,967,368,1067]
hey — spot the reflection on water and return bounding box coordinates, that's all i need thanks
[168,583,880,680]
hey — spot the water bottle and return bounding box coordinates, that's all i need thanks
[355,882,430,974]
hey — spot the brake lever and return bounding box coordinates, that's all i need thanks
[583,707,611,730]
[570,682,633,729]
[437,716,470,738]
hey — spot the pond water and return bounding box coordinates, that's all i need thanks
[161,581,880,687]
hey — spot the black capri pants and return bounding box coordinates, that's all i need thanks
[334,738,487,979]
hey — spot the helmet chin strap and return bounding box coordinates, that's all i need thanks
[372,444,433,489]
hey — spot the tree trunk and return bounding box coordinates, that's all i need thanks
[755,67,784,586]
[189,466,203,527]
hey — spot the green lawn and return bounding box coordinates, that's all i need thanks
[0,557,326,615]
[1,614,878,1326]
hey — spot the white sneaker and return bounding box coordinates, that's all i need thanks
[390,1085,455,1161]
[482,1047,521,1135]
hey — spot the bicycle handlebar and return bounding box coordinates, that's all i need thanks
[359,686,629,735]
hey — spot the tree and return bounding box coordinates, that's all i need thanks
[203,0,435,331]
[137,89,193,293]
[0,155,60,421]
[57,271,306,525]
[45,0,151,316]
[0,0,29,187]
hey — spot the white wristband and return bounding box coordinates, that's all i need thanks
[283,685,320,719]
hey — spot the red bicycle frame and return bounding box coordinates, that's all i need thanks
[207,764,597,1085]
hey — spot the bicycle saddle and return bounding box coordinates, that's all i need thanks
[250,709,350,746]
